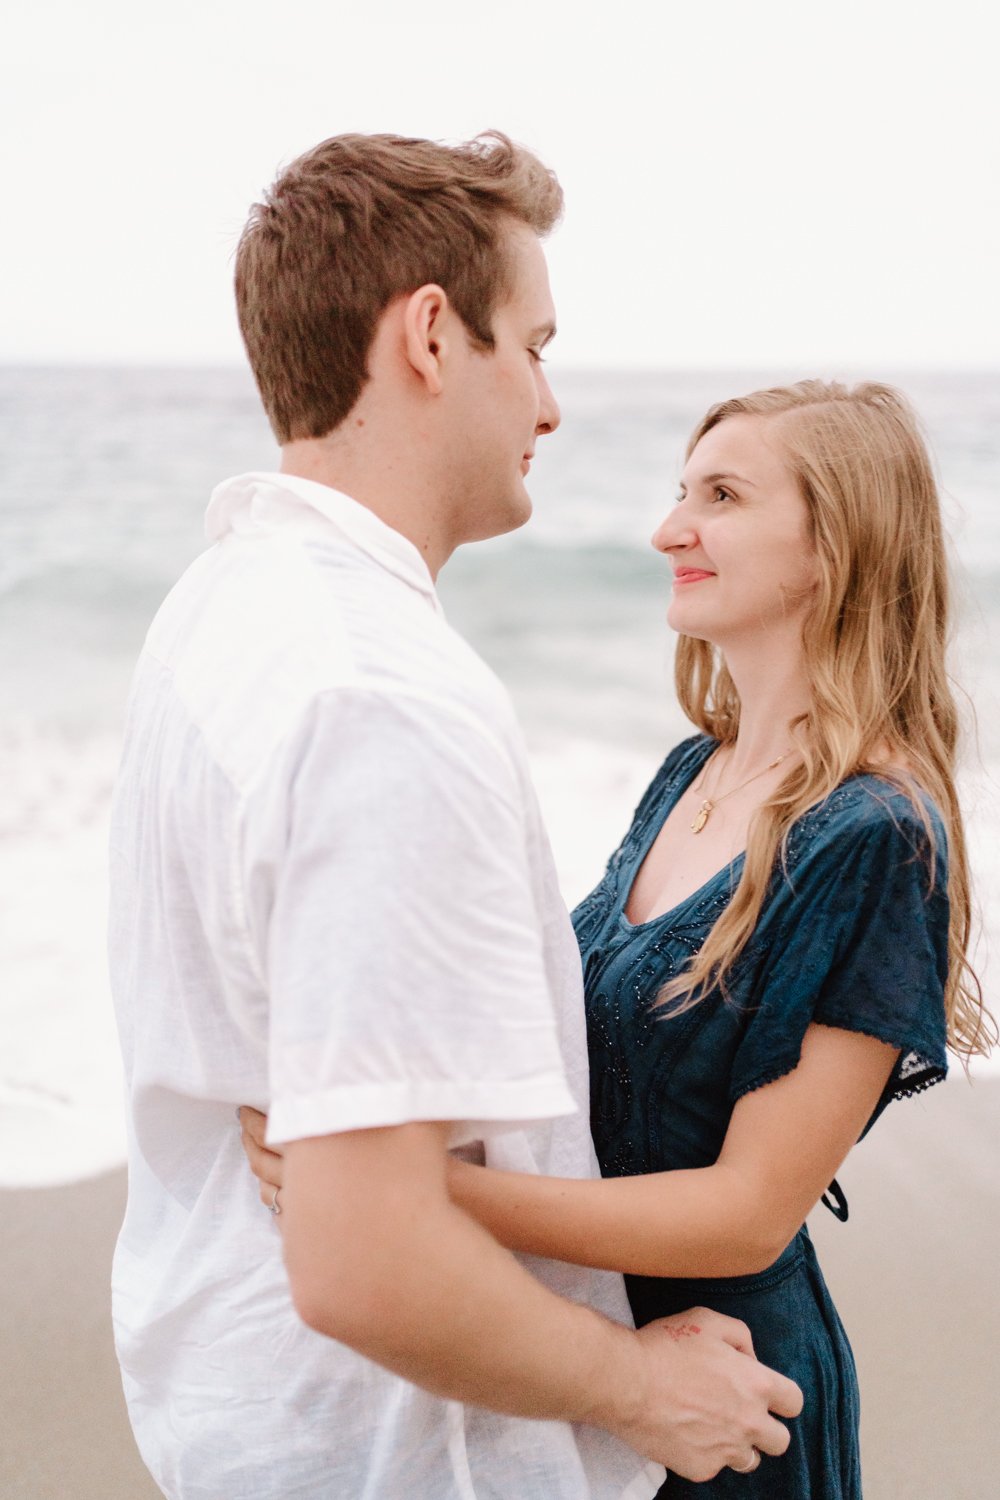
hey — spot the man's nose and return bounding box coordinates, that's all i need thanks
[537,375,561,437]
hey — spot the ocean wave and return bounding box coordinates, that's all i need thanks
[2,724,998,1186]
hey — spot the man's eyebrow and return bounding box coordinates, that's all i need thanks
[528,323,557,346]
[678,471,756,491]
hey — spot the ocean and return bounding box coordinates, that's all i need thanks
[2,365,998,1185]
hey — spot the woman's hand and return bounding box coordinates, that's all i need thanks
[239,1113,485,1213]
[237,1106,285,1207]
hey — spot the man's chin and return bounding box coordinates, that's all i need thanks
[465,488,533,544]
[508,487,534,532]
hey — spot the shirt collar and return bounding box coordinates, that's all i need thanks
[205,471,439,602]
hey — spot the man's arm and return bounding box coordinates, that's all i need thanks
[249,694,801,1478]
[280,1118,802,1482]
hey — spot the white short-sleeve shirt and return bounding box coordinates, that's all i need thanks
[108,472,662,1500]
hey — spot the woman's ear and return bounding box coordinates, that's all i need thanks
[402,284,450,397]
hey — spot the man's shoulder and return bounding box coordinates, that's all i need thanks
[131,530,525,799]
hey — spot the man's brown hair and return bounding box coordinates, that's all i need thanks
[235,131,563,444]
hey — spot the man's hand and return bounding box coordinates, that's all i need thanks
[237,1105,801,1480]
[610,1309,800,1481]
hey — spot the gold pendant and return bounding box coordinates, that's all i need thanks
[690,800,713,834]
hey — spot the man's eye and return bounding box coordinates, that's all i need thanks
[529,348,546,363]
[713,487,733,503]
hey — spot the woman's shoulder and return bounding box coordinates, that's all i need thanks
[658,732,717,785]
[788,772,948,884]
[804,771,944,836]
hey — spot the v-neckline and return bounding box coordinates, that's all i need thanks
[618,738,747,932]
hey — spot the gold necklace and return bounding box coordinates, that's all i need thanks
[689,747,793,834]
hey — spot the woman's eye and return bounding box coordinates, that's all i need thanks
[529,348,546,363]
[713,487,733,503]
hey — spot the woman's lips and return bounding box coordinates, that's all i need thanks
[673,568,715,585]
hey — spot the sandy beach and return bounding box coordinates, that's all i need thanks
[0,1169,160,1500]
[807,1069,1000,1497]
[1,1074,997,1499]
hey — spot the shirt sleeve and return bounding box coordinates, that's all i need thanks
[729,791,951,1131]
[247,688,576,1147]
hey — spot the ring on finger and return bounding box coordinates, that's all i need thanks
[730,1448,761,1475]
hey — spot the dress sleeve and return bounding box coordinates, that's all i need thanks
[249,688,576,1148]
[729,792,950,1130]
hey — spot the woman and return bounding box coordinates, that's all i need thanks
[241,380,993,1497]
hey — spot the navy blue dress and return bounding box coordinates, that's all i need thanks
[572,736,950,1499]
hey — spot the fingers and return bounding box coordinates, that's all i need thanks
[746,1412,791,1459]
[717,1320,754,1359]
[248,1139,284,1188]
[741,1368,801,1459]
[682,1307,756,1359]
[762,1368,804,1421]
[668,1307,802,1420]
[238,1105,269,1146]
[626,1313,803,1481]
[238,1108,286,1192]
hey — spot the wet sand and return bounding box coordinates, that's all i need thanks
[1,1075,997,1499]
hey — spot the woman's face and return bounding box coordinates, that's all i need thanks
[652,413,818,651]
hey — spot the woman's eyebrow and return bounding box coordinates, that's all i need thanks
[679,471,756,492]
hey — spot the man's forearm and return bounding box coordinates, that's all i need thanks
[281,1122,646,1434]
[266,1118,802,1479]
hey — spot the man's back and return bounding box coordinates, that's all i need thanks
[109,471,659,1500]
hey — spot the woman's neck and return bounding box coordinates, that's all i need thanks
[720,640,812,777]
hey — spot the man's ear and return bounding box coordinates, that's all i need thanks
[402,284,450,397]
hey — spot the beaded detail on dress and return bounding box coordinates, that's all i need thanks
[576,733,949,1179]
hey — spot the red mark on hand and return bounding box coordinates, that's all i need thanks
[662,1323,702,1341]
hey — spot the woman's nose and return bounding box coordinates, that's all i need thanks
[651,507,697,554]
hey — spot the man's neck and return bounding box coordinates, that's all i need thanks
[280,439,454,579]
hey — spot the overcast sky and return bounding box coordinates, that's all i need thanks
[2,0,997,369]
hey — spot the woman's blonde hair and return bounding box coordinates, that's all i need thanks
[661,379,993,1060]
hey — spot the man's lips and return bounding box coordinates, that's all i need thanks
[673,567,715,585]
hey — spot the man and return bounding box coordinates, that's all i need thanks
[109,131,801,1499]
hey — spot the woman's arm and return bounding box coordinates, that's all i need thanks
[239,1023,898,1280]
[447,1024,898,1278]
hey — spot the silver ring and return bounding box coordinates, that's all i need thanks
[267,1186,282,1216]
[730,1449,761,1475]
